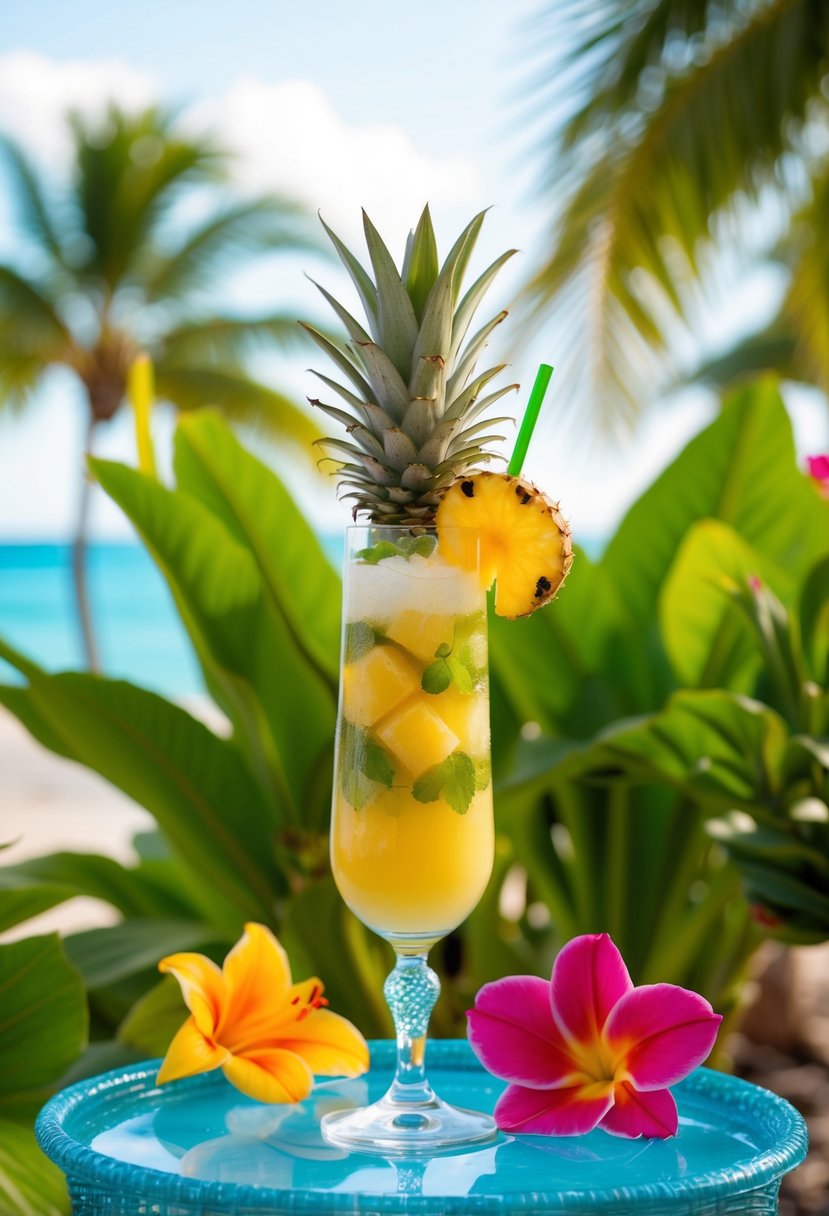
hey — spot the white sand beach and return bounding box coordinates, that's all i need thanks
[0,707,153,940]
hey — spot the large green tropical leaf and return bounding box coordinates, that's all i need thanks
[0,664,280,925]
[173,410,341,687]
[490,546,628,740]
[91,456,335,820]
[573,690,791,812]
[0,878,78,936]
[603,380,829,629]
[64,919,223,990]
[660,519,793,689]
[117,975,190,1058]
[0,933,85,1211]
[801,555,829,685]
[0,935,87,1118]
[0,1120,67,1216]
[0,850,199,933]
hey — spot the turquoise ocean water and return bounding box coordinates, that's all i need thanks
[1,535,600,699]
[0,540,342,698]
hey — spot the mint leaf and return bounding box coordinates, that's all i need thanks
[473,757,491,791]
[447,656,474,694]
[435,641,452,658]
[341,769,380,811]
[422,660,451,694]
[409,534,437,558]
[345,621,376,662]
[363,739,394,787]
[338,722,395,808]
[356,535,436,564]
[357,541,399,564]
[412,751,476,815]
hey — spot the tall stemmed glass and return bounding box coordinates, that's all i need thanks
[321,525,496,1154]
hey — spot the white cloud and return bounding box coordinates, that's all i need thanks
[0,50,157,165]
[0,53,482,252]
[189,77,483,252]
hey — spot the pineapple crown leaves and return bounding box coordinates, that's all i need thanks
[303,205,518,522]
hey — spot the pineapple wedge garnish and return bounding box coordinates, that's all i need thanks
[435,471,573,619]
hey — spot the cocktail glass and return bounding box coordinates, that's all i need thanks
[321,525,496,1154]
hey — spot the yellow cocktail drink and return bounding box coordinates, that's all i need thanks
[331,537,493,946]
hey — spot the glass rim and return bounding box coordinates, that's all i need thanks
[343,523,483,534]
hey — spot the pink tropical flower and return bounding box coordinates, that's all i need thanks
[467,933,721,1140]
[807,455,829,496]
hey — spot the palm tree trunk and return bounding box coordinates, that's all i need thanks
[72,416,100,672]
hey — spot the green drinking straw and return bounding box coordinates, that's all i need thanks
[507,363,554,477]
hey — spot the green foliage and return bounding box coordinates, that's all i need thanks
[494,382,829,969]
[0,1119,68,1216]
[522,0,829,419]
[0,380,827,1213]
[413,752,478,815]
[0,107,325,439]
[0,936,87,1213]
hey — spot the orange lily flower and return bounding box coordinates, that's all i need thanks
[157,923,369,1104]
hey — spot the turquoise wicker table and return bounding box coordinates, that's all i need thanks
[36,1040,807,1215]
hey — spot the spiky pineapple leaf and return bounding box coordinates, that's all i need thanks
[362,209,418,380]
[447,309,509,398]
[444,365,509,421]
[300,323,373,400]
[352,339,410,421]
[319,213,379,328]
[451,249,517,362]
[403,204,440,325]
[409,212,488,398]
[309,279,373,344]
[310,369,371,414]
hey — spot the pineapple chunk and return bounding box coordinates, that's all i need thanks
[386,609,455,663]
[433,687,489,756]
[377,699,460,775]
[342,645,418,727]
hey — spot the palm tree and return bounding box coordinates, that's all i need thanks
[0,104,326,669]
[519,0,829,427]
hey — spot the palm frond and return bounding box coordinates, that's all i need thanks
[0,136,66,268]
[521,0,829,425]
[780,157,829,394]
[0,265,71,354]
[687,153,829,395]
[159,312,304,362]
[70,105,225,288]
[158,312,338,366]
[687,316,799,390]
[138,199,325,303]
[154,364,325,459]
[0,344,48,411]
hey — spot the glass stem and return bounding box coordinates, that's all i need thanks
[384,951,440,1108]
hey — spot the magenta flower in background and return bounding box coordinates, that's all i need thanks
[467,933,721,1140]
[807,455,829,496]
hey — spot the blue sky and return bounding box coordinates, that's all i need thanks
[0,0,825,542]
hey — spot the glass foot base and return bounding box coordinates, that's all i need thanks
[321,1092,497,1156]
